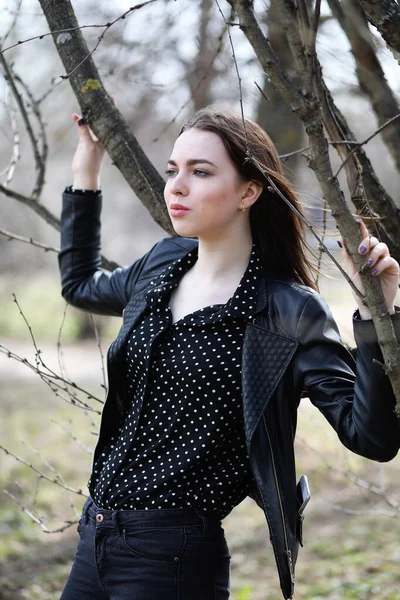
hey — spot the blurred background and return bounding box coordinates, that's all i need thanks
[0,0,399,598]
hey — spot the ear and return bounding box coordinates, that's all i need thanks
[241,180,263,209]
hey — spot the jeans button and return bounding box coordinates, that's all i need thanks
[96,513,104,523]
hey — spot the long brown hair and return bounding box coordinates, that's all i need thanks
[180,107,318,290]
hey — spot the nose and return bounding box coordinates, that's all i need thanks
[168,173,188,196]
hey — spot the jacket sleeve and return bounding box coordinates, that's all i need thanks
[294,292,400,462]
[58,190,162,316]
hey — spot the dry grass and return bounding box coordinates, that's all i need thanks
[1,273,399,599]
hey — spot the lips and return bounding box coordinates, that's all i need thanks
[170,203,190,217]
[170,203,189,210]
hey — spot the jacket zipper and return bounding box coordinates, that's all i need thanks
[263,415,295,596]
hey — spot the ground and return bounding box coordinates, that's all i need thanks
[1,275,399,599]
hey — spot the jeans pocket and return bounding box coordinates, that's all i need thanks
[121,527,186,563]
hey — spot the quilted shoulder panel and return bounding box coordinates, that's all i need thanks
[242,323,298,446]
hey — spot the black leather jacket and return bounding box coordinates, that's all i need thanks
[59,192,400,600]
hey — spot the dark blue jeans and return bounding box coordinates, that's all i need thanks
[60,497,231,599]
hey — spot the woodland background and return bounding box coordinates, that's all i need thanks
[0,0,399,598]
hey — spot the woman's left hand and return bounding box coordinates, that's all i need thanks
[339,221,399,320]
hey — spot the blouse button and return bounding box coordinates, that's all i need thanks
[96,513,104,523]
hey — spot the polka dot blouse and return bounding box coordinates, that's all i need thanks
[91,244,262,519]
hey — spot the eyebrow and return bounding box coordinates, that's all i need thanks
[167,159,217,168]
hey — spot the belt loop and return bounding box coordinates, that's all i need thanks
[83,497,92,524]
[111,510,121,534]
[195,509,207,535]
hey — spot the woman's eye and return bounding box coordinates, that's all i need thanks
[194,169,210,177]
[165,169,177,177]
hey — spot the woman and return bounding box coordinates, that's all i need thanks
[59,108,400,600]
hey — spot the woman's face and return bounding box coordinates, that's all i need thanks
[164,128,254,241]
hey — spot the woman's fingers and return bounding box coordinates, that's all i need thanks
[72,113,99,142]
[363,241,389,269]
[369,255,399,278]
[338,219,399,317]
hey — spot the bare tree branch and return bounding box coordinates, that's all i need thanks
[14,72,49,189]
[51,419,93,454]
[0,229,59,252]
[0,1,158,55]
[215,0,248,145]
[38,0,173,235]
[59,0,159,81]
[357,0,400,65]
[0,343,102,411]
[328,0,400,173]
[0,187,120,271]
[0,51,46,197]
[152,18,228,143]
[298,437,400,514]
[4,490,80,533]
[1,445,87,496]
[278,0,400,261]
[333,112,400,178]
[0,84,20,184]
[227,0,400,415]
[0,0,23,46]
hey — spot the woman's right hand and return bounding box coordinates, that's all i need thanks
[71,113,105,190]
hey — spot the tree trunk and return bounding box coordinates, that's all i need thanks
[256,0,304,175]
[227,0,400,415]
[357,0,400,65]
[38,0,174,236]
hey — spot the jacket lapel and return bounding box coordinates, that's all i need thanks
[242,322,298,451]
[110,292,149,361]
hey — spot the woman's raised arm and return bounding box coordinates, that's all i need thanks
[59,114,160,316]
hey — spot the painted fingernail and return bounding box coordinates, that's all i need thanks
[367,258,373,266]
[371,268,378,275]
[337,240,343,248]
[77,118,85,126]
[359,245,367,254]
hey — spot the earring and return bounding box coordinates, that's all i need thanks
[240,203,246,212]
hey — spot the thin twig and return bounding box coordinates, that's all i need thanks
[315,495,397,518]
[215,0,248,147]
[0,1,159,54]
[21,439,81,519]
[333,112,400,177]
[0,0,23,45]
[0,229,59,252]
[51,419,92,455]
[152,23,228,143]
[311,0,322,52]
[57,303,69,382]
[11,294,105,403]
[245,154,365,300]
[4,490,81,533]
[0,343,103,409]
[60,0,159,80]
[219,0,364,300]
[85,410,99,435]
[0,84,20,185]
[37,76,64,104]
[1,445,85,495]
[278,146,310,160]
[298,437,400,513]
[0,53,45,199]
[14,73,48,195]
[254,80,271,105]
[315,199,328,287]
